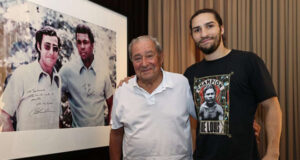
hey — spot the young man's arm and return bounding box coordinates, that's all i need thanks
[106,95,113,124]
[0,109,14,132]
[261,97,282,160]
[109,127,124,160]
[253,120,261,144]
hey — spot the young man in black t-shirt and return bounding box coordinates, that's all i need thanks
[184,8,282,160]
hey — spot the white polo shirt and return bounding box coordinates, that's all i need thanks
[111,70,196,160]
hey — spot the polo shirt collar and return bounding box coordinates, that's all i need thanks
[33,60,60,87]
[74,58,96,75]
[133,68,174,93]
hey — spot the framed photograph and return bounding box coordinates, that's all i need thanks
[0,0,127,159]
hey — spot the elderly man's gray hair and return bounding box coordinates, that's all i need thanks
[128,35,162,61]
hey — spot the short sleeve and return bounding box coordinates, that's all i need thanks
[58,66,68,93]
[110,90,123,129]
[248,53,277,103]
[1,70,24,116]
[184,69,192,92]
[104,75,113,99]
[184,78,196,119]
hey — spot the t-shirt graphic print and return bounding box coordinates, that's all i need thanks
[193,73,231,136]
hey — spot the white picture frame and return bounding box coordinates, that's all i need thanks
[0,0,127,159]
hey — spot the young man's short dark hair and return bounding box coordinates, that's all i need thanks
[35,26,61,59]
[189,8,225,45]
[189,8,223,32]
[75,24,94,44]
[203,84,216,95]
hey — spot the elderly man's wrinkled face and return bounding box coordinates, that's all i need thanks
[131,38,163,83]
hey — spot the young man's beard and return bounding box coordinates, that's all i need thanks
[199,43,219,55]
[197,33,222,55]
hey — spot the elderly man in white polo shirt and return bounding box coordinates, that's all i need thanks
[109,35,196,160]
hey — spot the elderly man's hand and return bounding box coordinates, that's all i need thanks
[253,120,261,144]
[117,75,134,88]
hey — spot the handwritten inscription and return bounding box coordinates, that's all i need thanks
[26,88,57,116]
[30,106,56,115]
[82,83,96,97]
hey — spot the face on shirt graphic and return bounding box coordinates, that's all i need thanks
[194,74,230,136]
[200,85,224,121]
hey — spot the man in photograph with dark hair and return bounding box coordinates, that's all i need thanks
[0,26,62,131]
[199,84,223,120]
[184,8,282,159]
[59,24,113,127]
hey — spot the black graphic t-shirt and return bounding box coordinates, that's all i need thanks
[184,50,276,160]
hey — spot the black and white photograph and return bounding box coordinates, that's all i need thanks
[199,84,224,121]
[0,0,116,132]
[0,0,127,159]
[194,75,230,135]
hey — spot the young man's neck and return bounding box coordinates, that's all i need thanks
[203,43,231,61]
[82,54,94,68]
[137,72,163,94]
[39,61,53,76]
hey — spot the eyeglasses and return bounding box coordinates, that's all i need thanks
[44,43,59,52]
